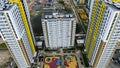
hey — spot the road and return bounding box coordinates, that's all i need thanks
[69,0,86,33]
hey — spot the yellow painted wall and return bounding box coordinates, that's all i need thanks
[85,0,100,52]
[85,0,106,60]
[10,0,36,54]
[112,0,120,2]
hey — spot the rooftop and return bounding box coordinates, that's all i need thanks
[106,2,120,11]
[105,0,120,8]
[42,9,75,19]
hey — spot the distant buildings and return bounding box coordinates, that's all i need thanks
[42,10,76,48]
[85,0,120,68]
[0,0,36,68]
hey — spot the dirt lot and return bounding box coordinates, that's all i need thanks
[0,50,11,67]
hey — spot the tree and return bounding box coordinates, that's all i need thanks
[58,0,65,5]
[64,7,72,13]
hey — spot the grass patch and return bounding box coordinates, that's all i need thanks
[81,19,88,31]
[46,57,50,62]
[45,48,57,51]
[75,5,84,9]
[31,15,43,36]
[58,0,65,5]
[34,58,38,62]
[37,12,42,17]
[77,8,88,32]
[76,23,84,33]
[0,43,7,48]
[63,46,84,51]
[85,0,88,3]
[63,47,76,50]
[64,7,72,13]
[76,46,84,51]
[38,48,43,50]
[82,53,89,67]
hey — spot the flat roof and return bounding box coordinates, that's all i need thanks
[42,9,75,19]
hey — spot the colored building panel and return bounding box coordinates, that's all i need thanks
[85,0,100,52]
[86,1,106,60]
[88,4,106,59]
[112,0,120,2]
[9,0,36,54]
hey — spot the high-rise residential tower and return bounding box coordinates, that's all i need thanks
[85,0,120,68]
[42,11,76,48]
[0,0,36,68]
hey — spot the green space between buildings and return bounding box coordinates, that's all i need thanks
[0,43,7,49]
[85,0,88,3]
[82,53,89,67]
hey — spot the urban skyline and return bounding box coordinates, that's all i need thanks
[0,0,120,68]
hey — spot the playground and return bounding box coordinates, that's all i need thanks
[77,9,88,20]
[44,56,61,68]
[65,56,78,68]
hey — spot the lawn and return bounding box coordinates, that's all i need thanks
[76,46,84,51]
[82,53,89,67]
[37,48,43,50]
[44,48,57,52]
[85,0,88,3]
[0,43,7,49]
[77,8,88,31]
[81,19,88,31]
[30,13,43,36]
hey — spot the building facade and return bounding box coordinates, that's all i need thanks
[42,12,76,48]
[0,0,36,68]
[85,0,120,68]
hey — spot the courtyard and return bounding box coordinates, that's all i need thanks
[32,47,86,68]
